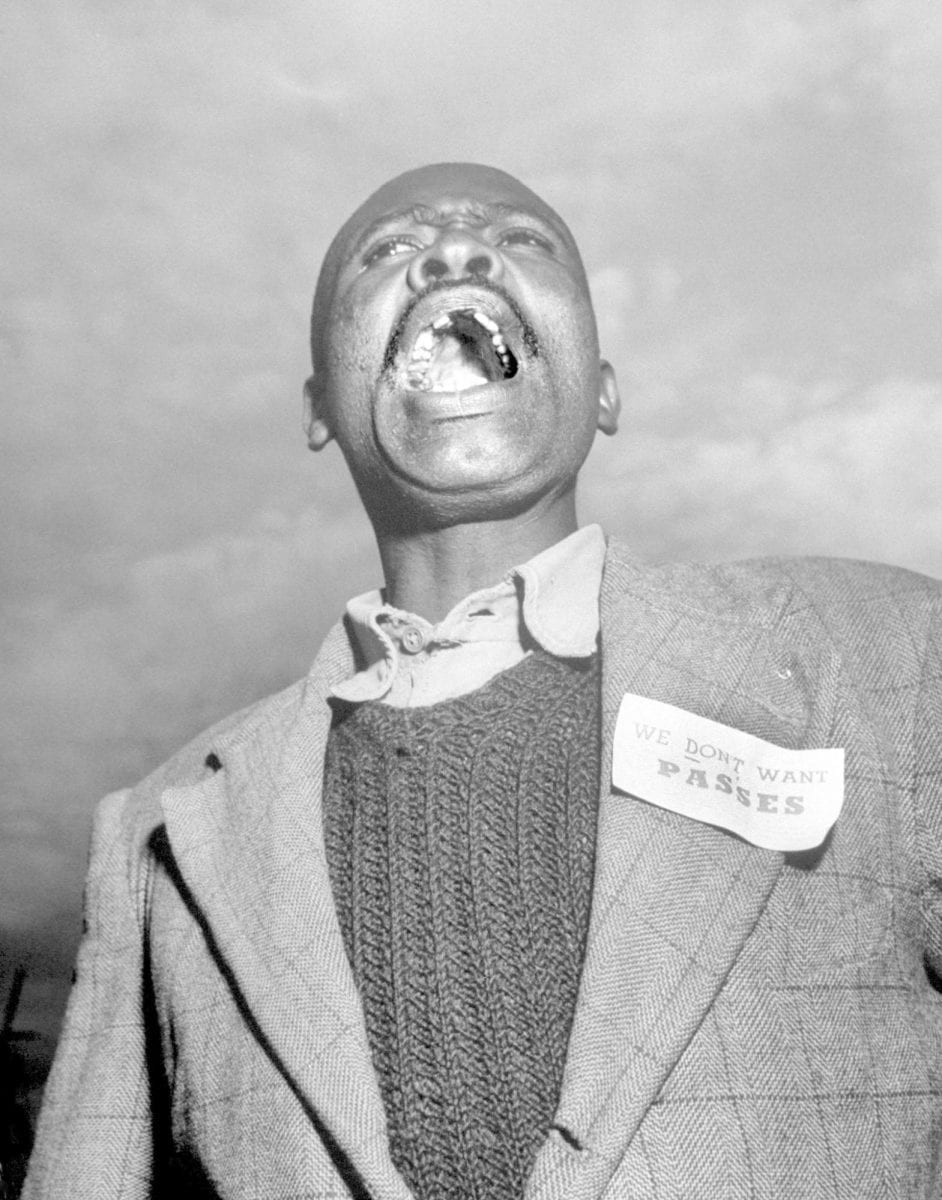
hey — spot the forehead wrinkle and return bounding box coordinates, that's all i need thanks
[410,201,514,227]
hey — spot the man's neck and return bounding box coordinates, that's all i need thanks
[375,494,580,623]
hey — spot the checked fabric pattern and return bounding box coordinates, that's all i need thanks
[23,538,942,1200]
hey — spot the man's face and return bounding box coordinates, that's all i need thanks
[307,163,618,528]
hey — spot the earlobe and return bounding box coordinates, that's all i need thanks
[597,360,620,436]
[303,376,334,451]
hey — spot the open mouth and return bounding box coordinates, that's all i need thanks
[403,308,520,393]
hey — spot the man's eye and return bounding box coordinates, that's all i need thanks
[361,237,421,269]
[497,229,554,253]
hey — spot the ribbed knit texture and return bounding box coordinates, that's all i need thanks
[322,650,600,1200]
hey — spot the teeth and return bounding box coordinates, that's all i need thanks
[409,327,436,363]
[404,307,517,390]
[490,330,512,370]
[472,310,499,334]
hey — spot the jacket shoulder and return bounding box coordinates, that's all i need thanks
[92,677,307,856]
[603,538,940,680]
[753,556,940,649]
[761,554,939,603]
[604,536,939,614]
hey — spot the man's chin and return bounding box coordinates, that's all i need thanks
[370,401,542,512]
[374,371,540,461]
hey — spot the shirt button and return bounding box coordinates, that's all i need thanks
[400,625,426,654]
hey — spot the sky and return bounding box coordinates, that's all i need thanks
[3,0,941,1085]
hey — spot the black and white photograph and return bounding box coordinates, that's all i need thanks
[2,2,941,1197]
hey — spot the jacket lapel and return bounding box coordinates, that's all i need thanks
[528,543,837,1200]
[160,621,414,1200]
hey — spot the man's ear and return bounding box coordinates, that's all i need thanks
[597,359,620,436]
[303,376,334,451]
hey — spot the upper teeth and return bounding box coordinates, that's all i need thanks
[472,311,499,334]
[426,309,502,336]
[406,309,514,378]
[410,327,437,361]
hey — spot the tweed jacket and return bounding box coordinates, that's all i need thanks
[24,539,942,1199]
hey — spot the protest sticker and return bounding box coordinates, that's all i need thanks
[613,694,844,851]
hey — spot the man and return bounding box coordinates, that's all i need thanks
[24,163,942,1199]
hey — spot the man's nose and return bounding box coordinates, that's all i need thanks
[406,228,504,292]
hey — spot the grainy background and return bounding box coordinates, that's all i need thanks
[3,0,941,1108]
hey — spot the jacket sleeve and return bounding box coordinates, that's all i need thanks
[22,790,156,1200]
[916,590,942,978]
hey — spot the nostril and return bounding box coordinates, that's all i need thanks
[421,259,447,280]
[466,254,493,276]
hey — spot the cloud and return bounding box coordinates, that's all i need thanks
[582,376,942,574]
[0,490,377,944]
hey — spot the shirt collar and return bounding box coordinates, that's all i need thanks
[514,523,606,658]
[333,525,605,705]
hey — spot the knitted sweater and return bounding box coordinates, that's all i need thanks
[322,650,601,1200]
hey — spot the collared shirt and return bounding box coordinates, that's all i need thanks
[331,524,606,708]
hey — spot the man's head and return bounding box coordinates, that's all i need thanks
[305,163,619,532]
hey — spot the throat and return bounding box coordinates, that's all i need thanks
[377,505,580,625]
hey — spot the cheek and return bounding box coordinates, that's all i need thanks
[554,291,599,354]
[334,291,363,329]
[327,285,398,374]
[325,312,374,374]
[328,342,362,374]
[516,273,599,357]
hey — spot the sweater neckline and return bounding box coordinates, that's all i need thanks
[330,649,598,730]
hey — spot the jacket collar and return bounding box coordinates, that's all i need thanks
[160,540,833,1200]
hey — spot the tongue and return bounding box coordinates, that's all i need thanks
[426,332,491,393]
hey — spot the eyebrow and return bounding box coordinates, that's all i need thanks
[348,202,569,261]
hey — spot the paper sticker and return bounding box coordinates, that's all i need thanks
[613,694,844,852]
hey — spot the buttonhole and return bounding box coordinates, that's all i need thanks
[550,1124,584,1153]
[776,664,793,681]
